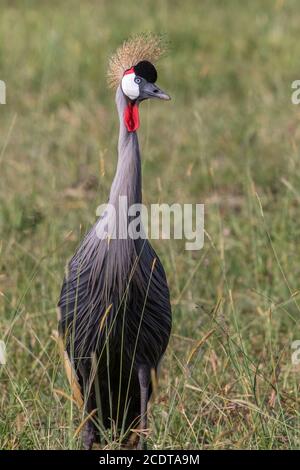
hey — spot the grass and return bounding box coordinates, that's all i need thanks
[1,0,300,449]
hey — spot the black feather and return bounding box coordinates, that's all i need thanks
[134,60,157,83]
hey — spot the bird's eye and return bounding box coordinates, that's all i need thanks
[134,77,142,84]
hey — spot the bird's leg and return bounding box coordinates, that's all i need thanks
[79,362,96,450]
[82,418,96,450]
[137,365,150,450]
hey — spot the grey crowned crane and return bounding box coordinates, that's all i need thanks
[58,34,172,450]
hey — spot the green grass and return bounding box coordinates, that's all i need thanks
[1,0,300,449]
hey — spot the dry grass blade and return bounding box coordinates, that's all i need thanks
[187,329,215,365]
[99,304,113,332]
[53,388,78,406]
[54,333,83,409]
[73,409,97,438]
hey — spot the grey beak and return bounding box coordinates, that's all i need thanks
[142,82,171,101]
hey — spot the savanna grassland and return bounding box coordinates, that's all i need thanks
[1,0,300,449]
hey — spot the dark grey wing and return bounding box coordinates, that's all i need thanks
[123,240,172,368]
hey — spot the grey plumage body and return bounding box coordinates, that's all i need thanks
[58,86,172,448]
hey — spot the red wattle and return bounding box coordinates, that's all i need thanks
[124,102,140,132]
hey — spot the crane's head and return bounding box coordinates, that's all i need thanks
[107,34,170,131]
[121,60,170,102]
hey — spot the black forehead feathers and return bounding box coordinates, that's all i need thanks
[133,60,157,83]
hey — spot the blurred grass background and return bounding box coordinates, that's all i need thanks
[1,0,300,449]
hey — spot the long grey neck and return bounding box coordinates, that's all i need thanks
[109,86,142,207]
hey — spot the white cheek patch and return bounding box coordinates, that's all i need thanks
[121,73,139,100]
